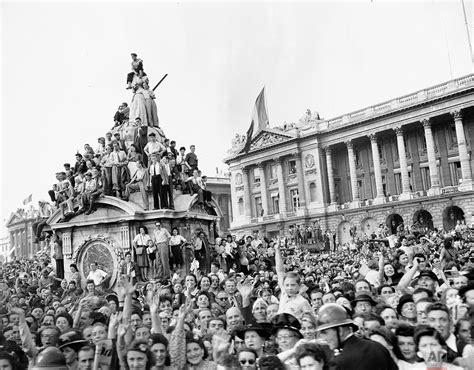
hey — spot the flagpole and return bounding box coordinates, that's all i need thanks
[461,0,474,72]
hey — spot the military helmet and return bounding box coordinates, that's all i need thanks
[31,346,68,370]
[315,303,358,332]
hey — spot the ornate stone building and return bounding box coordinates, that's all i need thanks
[5,209,47,259]
[225,74,474,243]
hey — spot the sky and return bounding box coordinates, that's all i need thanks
[1,0,473,237]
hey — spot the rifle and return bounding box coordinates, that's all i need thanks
[152,74,168,92]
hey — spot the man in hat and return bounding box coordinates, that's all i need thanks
[316,303,397,370]
[351,292,377,315]
[58,331,88,370]
[271,313,304,366]
[397,258,438,294]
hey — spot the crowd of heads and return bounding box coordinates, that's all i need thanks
[2,213,474,369]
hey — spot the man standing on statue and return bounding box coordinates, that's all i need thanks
[152,222,171,280]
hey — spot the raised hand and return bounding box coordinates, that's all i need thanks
[212,330,231,353]
[117,322,130,337]
[236,278,253,298]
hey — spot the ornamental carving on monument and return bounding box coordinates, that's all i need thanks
[250,133,286,150]
[304,154,315,168]
[235,173,243,186]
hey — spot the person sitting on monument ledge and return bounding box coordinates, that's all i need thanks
[58,181,75,220]
[77,169,103,215]
[126,53,145,90]
[113,102,130,127]
[95,137,107,158]
[123,160,149,211]
[83,144,95,159]
[32,200,53,243]
[105,131,113,147]
[73,153,87,175]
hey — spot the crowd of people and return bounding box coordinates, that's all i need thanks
[3,214,474,369]
[45,53,213,224]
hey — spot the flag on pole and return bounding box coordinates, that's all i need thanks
[243,87,269,153]
[22,194,32,206]
[253,87,269,132]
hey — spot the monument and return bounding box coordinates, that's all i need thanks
[43,54,227,287]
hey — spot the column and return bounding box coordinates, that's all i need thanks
[257,162,270,216]
[241,167,252,218]
[345,140,360,203]
[369,134,385,203]
[293,153,307,208]
[324,147,337,205]
[227,196,233,224]
[452,110,473,190]
[421,118,441,195]
[274,158,288,214]
[394,127,412,199]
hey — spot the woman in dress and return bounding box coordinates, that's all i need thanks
[132,226,151,281]
[129,71,148,126]
[169,227,186,273]
[126,144,142,178]
[143,80,159,127]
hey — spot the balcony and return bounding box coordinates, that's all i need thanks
[319,74,474,131]
[442,186,460,195]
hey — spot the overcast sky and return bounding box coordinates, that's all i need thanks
[1,1,472,237]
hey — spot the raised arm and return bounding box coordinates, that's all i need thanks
[396,258,419,292]
[274,238,285,288]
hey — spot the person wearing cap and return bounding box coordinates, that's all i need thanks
[316,303,397,370]
[397,257,438,294]
[271,313,303,367]
[113,132,127,153]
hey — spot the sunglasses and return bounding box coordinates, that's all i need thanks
[239,359,256,365]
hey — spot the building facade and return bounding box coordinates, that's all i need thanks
[225,74,474,243]
[5,209,47,259]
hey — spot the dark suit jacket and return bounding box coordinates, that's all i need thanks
[330,335,398,370]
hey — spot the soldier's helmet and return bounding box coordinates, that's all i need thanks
[315,303,359,332]
[31,346,68,370]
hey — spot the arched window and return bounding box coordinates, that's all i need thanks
[238,198,244,215]
[309,182,317,202]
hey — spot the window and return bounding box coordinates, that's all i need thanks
[238,198,244,215]
[309,182,317,202]
[448,123,458,148]
[382,175,387,196]
[253,167,260,183]
[270,164,277,179]
[421,168,431,191]
[355,150,362,168]
[449,162,462,185]
[419,132,427,152]
[255,196,263,216]
[394,173,401,195]
[288,160,297,175]
[378,143,384,161]
[271,194,279,214]
[290,189,300,211]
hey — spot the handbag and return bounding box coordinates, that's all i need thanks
[136,246,144,255]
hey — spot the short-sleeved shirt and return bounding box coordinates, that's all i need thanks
[87,269,107,286]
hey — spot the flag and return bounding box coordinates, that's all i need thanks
[22,194,32,206]
[253,87,269,132]
[243,119,254,153]
[243,87,269,153]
